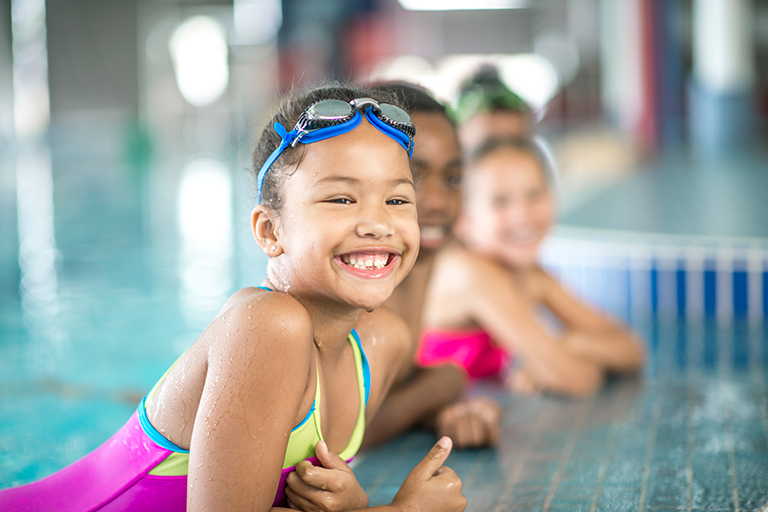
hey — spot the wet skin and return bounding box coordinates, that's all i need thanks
[142,120,445,511]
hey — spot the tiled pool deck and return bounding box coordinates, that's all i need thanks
[356,321,768,511]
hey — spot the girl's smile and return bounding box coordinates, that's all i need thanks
[337,250,400,277]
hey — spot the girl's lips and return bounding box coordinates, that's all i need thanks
[335,251,400,279]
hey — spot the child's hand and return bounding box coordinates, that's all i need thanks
[507,365,547,394]
[436,398,501,448]
[391,437,467,512]
[284,441,368,512]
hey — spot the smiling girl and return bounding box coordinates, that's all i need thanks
[0,84,466,512]
[417,137,645,396]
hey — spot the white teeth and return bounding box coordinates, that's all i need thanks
[421,226,444,241]
[342,254,388,270]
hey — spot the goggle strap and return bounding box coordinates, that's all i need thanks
[256,124,293,203]
[364,108,414,157]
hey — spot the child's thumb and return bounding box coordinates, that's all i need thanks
[412,436,453,480]
[315,440,347,470]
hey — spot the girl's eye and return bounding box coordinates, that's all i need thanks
[528,188,544,202]
[492,196,509,208]
[386,198,409,206]
[328,197,353,204]
[446,174,462,189]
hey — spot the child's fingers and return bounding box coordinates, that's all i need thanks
[315,440,349,471]
[284,483,324,512]
[292,462,335,491]
[484,412,500,445]
[410,436,452,480]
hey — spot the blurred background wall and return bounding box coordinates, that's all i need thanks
[1,1,766,159]
[1,0,768,327]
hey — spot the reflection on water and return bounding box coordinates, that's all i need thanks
[177,156,234,330]
[15,147,66,371]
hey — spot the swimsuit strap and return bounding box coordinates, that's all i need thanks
[337,329,369,461]
[351,329,371,407]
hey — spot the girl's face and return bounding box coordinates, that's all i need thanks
[271,119,419,311]
[459,148,554,269]
[411,112,463,253]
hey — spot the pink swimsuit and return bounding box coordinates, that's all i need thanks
[0,328,371,511]
[417,328,511,379]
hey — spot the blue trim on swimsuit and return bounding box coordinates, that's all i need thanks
[292,400,316,432]
[350,329,371,406]
[139,397,189,453]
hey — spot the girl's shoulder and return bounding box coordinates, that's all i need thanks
[209,287,315,362]
[355,308,410,366]
[433,241,511,288]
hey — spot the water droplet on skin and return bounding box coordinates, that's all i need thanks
[301,202,305,207]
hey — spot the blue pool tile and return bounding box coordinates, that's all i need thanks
[705,269,717,317]
[677,267,687,317]
[734,270,749,317]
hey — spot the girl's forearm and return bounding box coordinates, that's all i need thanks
[564,329,646,373]
[362,364,465,448]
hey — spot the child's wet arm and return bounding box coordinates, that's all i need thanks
[188,299,314,511]
[361,308,465,447]
[563,328,646,372]
[363,364,465,447]
[539,272,646,372]
[469,263,604,397]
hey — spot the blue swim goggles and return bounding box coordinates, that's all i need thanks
[257,97,415,203]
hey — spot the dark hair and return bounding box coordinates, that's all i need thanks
[467,136,555,184]
[370,81,452,120]
[252,83,400,210]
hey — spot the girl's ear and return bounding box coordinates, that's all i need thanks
[252,205,283,257]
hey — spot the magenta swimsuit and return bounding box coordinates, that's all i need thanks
[0,328,371,511]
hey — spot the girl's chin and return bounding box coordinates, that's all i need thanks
[501,251,539,269]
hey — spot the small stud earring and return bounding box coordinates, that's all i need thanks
[270,244,277,252]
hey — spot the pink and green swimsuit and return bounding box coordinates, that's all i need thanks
[0,330,370,511]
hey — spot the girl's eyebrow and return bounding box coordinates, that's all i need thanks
[317,176,415,188]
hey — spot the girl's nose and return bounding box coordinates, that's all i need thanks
[356,205,394,239]
[504,202,531,224]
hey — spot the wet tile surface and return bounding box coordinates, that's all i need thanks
[355,324,768,512]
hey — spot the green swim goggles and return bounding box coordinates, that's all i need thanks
[257,97,416,203]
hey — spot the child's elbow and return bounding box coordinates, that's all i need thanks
[619,333,647,373]
[562,365,604,398]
